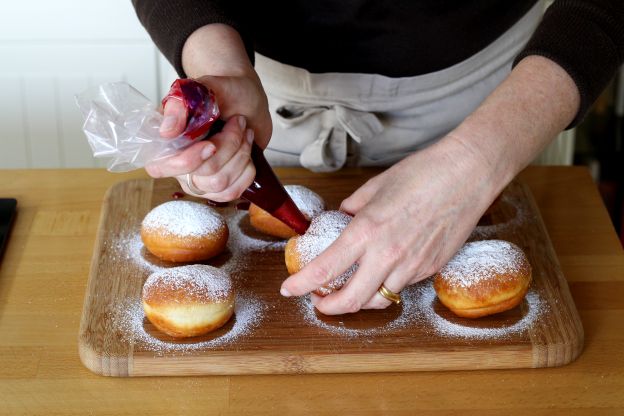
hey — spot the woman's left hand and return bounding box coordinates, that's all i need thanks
[280,134,501,314]
[280,55,580,314]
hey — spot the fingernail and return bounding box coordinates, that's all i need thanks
[238,115,246,131]
[280,287,291,297]
[201,143,215,160]
[161,115,177,132]
[245,129,254,145]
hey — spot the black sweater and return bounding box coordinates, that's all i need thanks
[132,0,624,127]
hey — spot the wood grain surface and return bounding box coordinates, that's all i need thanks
[1,167,622,415]
[79,174,583,376]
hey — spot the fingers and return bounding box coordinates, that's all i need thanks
[183,161,256,202]
[160,98,188,138]
[312,256,394,315]
[311,251,423,314]
[192,116,251,177]
[340,176,382,215]
[195,75,273,148]
[145,115,246,179]
[186,129,254,197]
[360,270,407,310]
[281,207,424,314]
[280,227,365,298]
[148,112,255,201]
[361,237,444,310]
[145,140,215,178]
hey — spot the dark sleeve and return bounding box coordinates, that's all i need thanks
[514,0,624,128]
[131,0,254,77]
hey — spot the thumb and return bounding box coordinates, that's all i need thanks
[195,74,273,149]
[160,98,188,139]
[193,75,236,112]
[340,177,382,214]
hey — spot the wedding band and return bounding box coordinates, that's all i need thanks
[378,284,401,304]
[185,173,207,195]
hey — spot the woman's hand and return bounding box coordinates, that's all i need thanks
[280,55,580,314]
[280,135,498,314]
[146,73,271,202]
[145,24,272,202]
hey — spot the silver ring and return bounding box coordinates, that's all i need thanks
[185,173,207,195]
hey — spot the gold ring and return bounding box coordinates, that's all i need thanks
[185,173,207,195]
[378,284,401,305]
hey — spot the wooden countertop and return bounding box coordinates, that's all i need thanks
[0,166,622,415]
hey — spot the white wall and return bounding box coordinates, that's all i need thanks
[0,0,177,168]
[0,1,573,168]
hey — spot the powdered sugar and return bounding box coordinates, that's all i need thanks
[413,280,545,339]
[314,264,358,296]
[296,210,352,264]
[299,279,545,340]
[109,204,281,353]
[114,232,165,273]
[471,192,529,239]
[109,190,544,352]
[141,200,225,238]
[294,210,356,293]
[226,210,287,252]
[285,185,325,219]
[112,292,264,354]
[142,264,232,303]
[298,285,419,337]
[438,240,527,289]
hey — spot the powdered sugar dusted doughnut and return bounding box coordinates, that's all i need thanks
[141,200,228,262]
[142,264,235,338]
[249,185,325,239]
[285,210,356,296]
[434,240,532,318]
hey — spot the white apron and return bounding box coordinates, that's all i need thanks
[256,1,544,172]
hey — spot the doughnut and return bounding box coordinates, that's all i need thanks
[285,210,356,296]
[433,240,532,318]
[141,200,228,262]
[142,264,235,338]
[249,185,325,239]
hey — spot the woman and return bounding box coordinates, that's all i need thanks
[132,0,624,314]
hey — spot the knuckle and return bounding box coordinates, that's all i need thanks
[358,222,379,242]
[378,244,404,265]
[170,155,194,172]
[404,255,437,281]
[200,159,218,176]
[402,255,421,275]
[340,195,357,213]
[239,142,252,158]
[245,163,256,182]
[404,264,421,281]
[309,264,332,286]
[354,219,379,243]
[341,295,362,314]
[423,264,439,279]
[145,163,162,178]
[219,187,242,202]
[226,130,244,149]
[207,173,229,193]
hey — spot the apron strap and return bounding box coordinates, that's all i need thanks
[275,104,383,172]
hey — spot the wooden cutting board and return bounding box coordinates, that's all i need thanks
[78,170,583,376]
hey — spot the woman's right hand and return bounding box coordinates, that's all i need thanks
[158,73,272,148]
[145,24,272,202]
